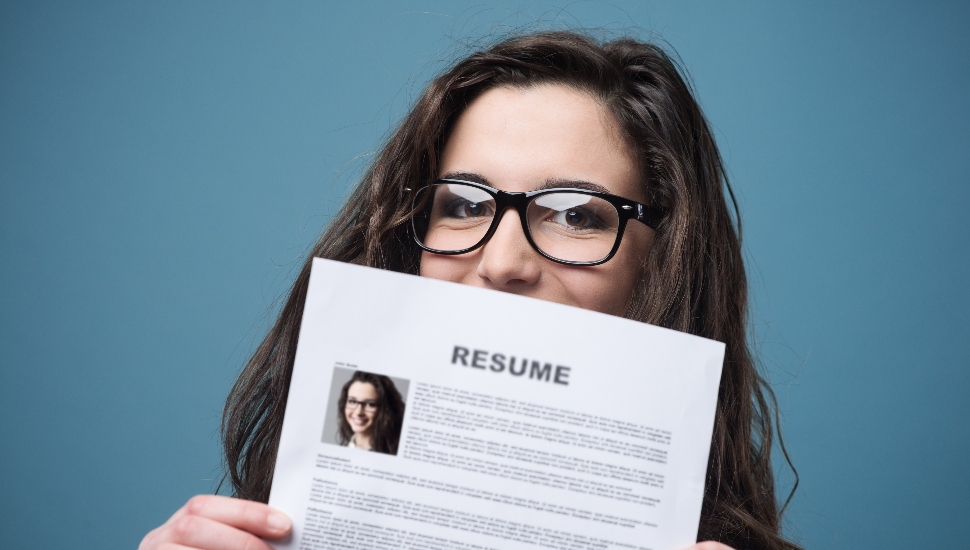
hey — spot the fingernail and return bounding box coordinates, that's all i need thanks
[267,511,291,532]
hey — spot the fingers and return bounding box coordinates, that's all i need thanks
[166,514,277,550]
[139,495,291,550]
[182,495,291,539]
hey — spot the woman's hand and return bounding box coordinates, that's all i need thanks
[139,495,291,550]
[682,543,736,550]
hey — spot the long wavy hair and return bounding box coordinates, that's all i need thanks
[335,371,405,455]
[222,30,800,550]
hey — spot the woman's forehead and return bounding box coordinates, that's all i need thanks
[439,84,642,201]
[347,381,377,399]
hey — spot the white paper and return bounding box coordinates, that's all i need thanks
[268,258,724,550]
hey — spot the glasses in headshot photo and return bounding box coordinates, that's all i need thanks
[411,179,664,266]
[345,397,380,412]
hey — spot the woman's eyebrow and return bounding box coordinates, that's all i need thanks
[439,173,612,195]
[440,171,491,185]
[539,178,612,194]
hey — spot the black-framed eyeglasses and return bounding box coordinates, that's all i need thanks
[411,179,663,266]
[346,398,379,412]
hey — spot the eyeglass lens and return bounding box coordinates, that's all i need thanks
[415,182,620,263]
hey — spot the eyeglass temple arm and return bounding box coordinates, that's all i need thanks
[632,203,664,230]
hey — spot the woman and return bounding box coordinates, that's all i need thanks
[336,371,405,454]
[140,31,799,550]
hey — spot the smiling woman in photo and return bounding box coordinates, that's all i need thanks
[336,371,406,454]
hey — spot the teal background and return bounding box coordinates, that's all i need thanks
[1,1,967,548]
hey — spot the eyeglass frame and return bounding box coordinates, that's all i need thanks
[410,178,664,266]
[345,398,380,412]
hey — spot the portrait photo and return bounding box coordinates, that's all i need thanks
[321,367,410,455]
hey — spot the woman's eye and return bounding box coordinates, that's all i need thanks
[565,210,587,226]
[463,202,485,217]
[446,199,490,219]
[552,208,600,229]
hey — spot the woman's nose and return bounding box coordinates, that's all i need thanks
[475,208,541,288]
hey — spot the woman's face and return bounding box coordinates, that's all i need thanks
[345,381,379,436]
[420,84,653,316]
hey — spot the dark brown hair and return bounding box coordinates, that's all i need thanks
[222,30,799,549]
[335,371,405,455]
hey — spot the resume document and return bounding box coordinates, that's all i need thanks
[268,259,724,550]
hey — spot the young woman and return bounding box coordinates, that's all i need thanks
[140,31,800,550]
[336,371,406,454]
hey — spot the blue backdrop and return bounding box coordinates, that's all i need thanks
[1,2,967,548]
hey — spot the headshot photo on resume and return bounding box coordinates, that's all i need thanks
[323,368,408,456]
